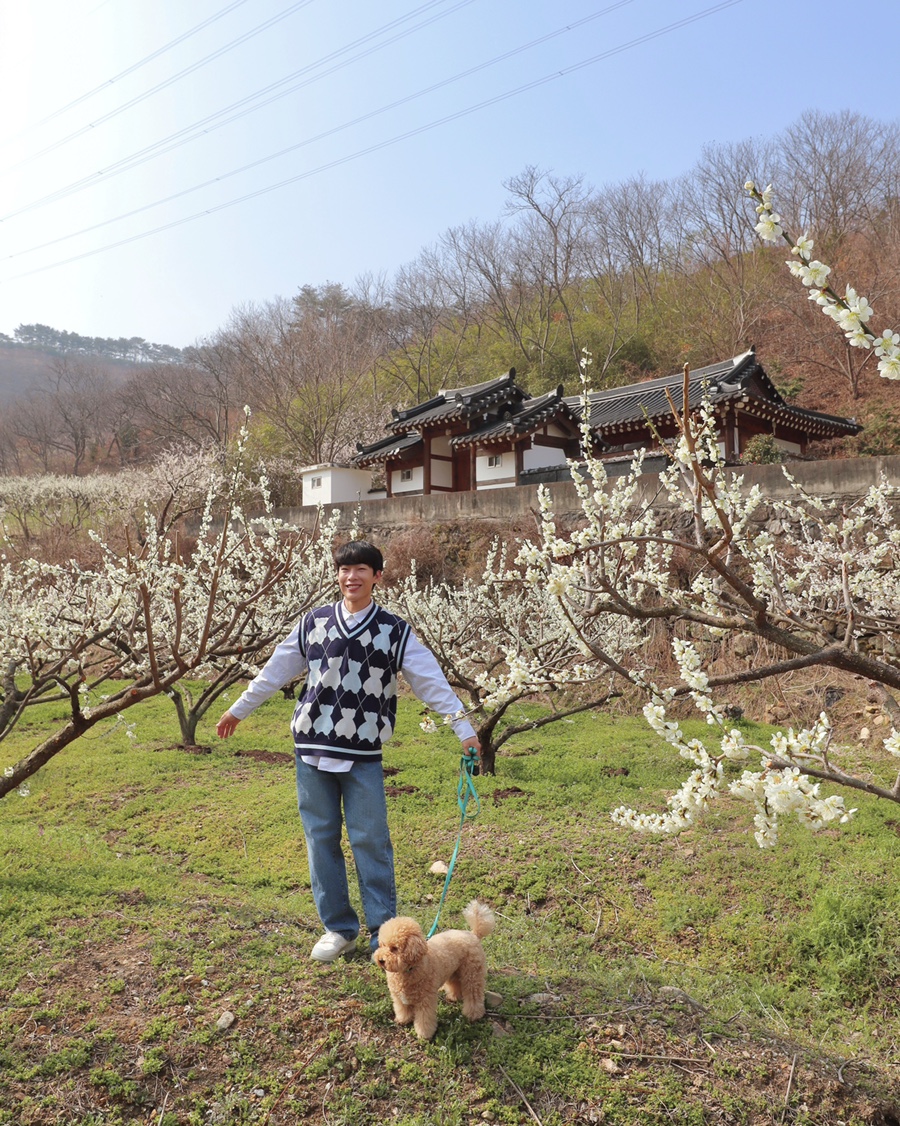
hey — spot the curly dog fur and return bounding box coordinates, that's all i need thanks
[373,900,495,1039]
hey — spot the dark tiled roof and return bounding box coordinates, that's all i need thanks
[388,369,525,432]
[352,431,422,468]
[451,386,580,447]
[565,350,860,438]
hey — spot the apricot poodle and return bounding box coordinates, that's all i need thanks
[373,900,495,1040]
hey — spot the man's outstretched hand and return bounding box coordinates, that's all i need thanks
[216,711,241,739]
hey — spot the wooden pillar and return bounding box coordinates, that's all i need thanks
[423,432,432,495]
[720,407,735,461]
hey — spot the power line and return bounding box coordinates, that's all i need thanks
[3,0,254,140]
[3,0,744,283]
[2,0,474,221]
[7,0,317,171]
[5,0,637,245]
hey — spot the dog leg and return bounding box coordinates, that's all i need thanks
[412,996,439,1040]
[461,993,486,1021]
[461,962,487,1021]
[442,972,462,1003]
[388,984,414,1026]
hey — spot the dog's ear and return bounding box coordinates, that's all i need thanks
[402,931,428,965]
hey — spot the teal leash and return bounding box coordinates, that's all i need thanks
[426,751,481,938]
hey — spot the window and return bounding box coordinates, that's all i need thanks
[487,453,503,468]
[399,468,413,482]
[310,476,322,489]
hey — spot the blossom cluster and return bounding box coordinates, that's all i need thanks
[0,447,235,550]
[746,181,900,380]
[612,641,856,848]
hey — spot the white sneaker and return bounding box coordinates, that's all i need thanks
[310,931,356,962]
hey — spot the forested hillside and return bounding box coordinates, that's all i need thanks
[0,343,146,405]
[2,109,898,477]
[0,323,185,364]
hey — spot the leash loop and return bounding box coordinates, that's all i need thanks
[426,751,480,938]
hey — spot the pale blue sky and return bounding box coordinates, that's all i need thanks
[1,0,897,348]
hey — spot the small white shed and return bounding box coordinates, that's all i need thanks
[300,464,374,507]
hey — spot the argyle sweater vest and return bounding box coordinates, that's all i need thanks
[291,601,411,762]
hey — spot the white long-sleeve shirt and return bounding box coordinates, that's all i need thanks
[229,602,475,770]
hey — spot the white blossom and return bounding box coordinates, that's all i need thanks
[883,730,900,757]
[754,212,783,242]
[747,181,899,384]
[873,331,900,357]
[797,260,831,288]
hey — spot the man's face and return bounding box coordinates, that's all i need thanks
[338,563,381,608]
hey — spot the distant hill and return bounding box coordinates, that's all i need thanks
[0,323,188,405]
[0,343,156,404]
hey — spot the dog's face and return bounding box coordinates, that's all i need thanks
[373,917,428,973]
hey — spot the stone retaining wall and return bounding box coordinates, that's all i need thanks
[271,455,900,539]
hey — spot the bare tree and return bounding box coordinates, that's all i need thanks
[220,287,386,465]
[0,415,23,475]
[667,137,778,362]
[580,174,676,380]
[9,358,112,474]
[502,165,592,380]
[776,110,900,254]
[117,351,250,456]
[440,219,533,375]
[378,250,479,402]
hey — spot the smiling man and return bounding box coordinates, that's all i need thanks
[217,541,480,963]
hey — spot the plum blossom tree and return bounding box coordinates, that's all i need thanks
[0,425,338,800]
[507,352,900,844]
[0,446,235,561]
[383,549,638,775]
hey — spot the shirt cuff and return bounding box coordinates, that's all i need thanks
[451,718,477,741]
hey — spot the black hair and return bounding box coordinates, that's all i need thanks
[333,540,384,573]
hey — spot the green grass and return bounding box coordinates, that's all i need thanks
[1,688,899,1123]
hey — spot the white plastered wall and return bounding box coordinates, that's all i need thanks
[431,460,454,488]
[430,434,454,490]
[523,426,569,471]
[475,450,515,490]
[301,467,373,506]
[390,465,424,494]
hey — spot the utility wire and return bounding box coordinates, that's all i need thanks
[15,0,254,134]
[6,0,637,249]
[2,0,475,221]
[3,0,743,283]
[7,0,317,171]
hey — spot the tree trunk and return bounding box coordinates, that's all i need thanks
[0,660,24,739]
[168,687,209,747]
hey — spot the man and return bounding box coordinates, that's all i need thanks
[217,540,480,962]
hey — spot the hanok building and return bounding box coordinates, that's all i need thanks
[352,369,587,497]
[350,351,861,498]
[569,349,861,465]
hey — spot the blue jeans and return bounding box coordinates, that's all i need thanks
[295,757,395,950]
